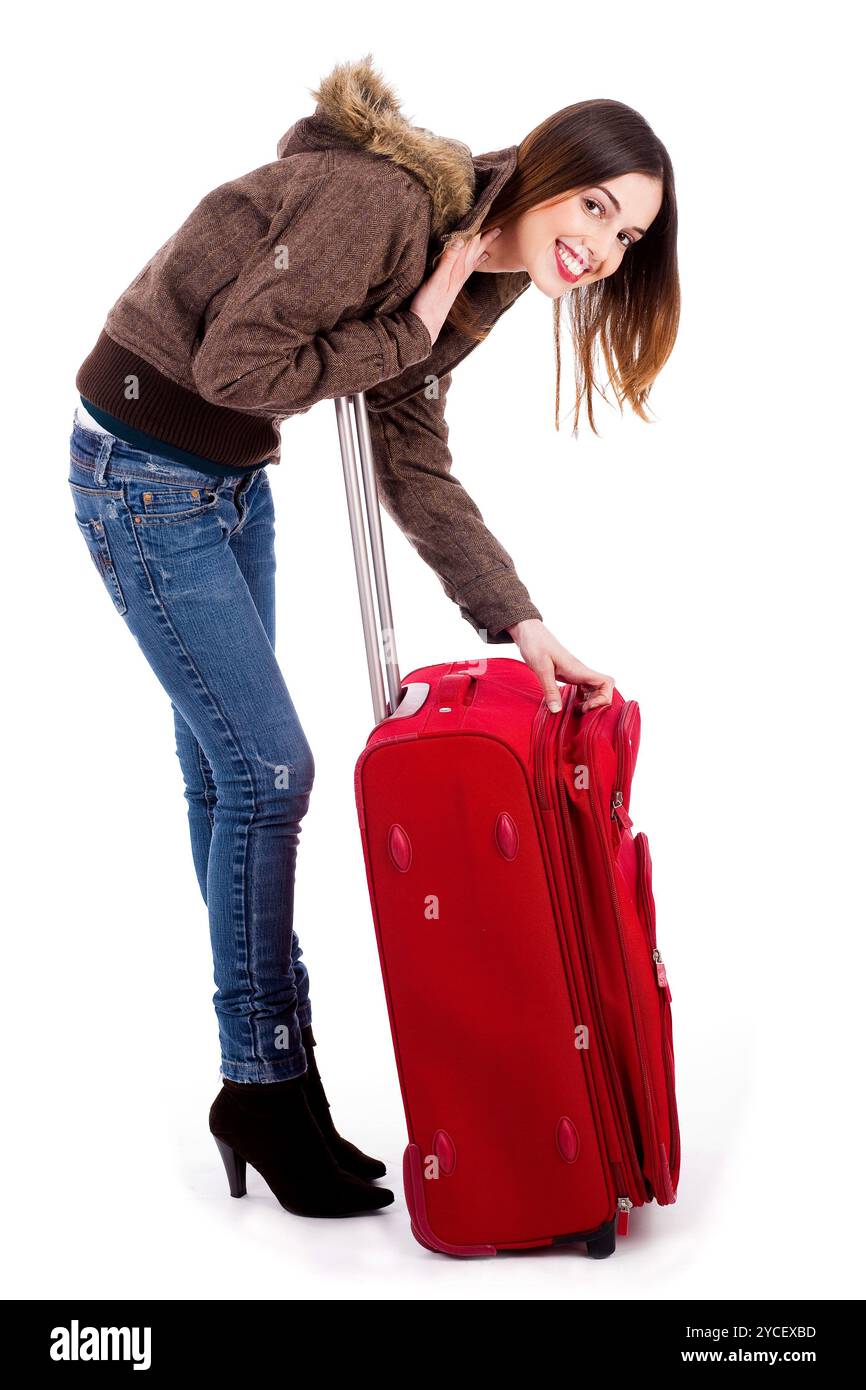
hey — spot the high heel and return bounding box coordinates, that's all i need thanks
[209,1073,394,1218]
[213,1135,247,1198]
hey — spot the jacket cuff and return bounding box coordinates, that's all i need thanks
[369,309,432,380]
[456,569,544,644]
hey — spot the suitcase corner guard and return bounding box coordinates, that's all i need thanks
[402,1145,496,1257]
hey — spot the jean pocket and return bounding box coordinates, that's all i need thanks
[74,514,128,615]
[128,482,220,523]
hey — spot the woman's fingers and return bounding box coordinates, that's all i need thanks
[531,659,614,715]
[473,226,502,265]
[534,656,563,713]
[409,228,503,343]
[446,227,501,277]
[578,674,616,712]
[509,621,615,716]
[551,654,616,712]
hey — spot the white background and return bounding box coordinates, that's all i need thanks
[3,0,863,1301]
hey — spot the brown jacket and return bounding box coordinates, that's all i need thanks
[75,55,541,642]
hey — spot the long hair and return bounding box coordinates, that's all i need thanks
[440,99,679,436]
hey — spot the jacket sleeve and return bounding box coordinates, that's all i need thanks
[191,163,433,414]
[366,372,544,644]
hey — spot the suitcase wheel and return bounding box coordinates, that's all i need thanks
[585,1225,617,1260]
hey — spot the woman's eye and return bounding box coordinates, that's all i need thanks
[583,197,634,248]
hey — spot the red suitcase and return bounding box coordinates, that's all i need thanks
[337,393,680,1259]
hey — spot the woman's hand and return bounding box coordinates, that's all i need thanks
[506,618,615,714]
[409,227,502,346]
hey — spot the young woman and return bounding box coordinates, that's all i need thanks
[69,54,678,1220]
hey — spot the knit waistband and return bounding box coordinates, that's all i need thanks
[75,329,281,470]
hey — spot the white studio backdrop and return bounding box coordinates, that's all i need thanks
[2,0,863,1301]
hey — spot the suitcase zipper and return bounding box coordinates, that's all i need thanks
[535,696,644,1199]
[634,832,681,1181]
[634,832,669,993]
[530,698,552,811]
[616,1194,634,1236]
[611,700,639,830]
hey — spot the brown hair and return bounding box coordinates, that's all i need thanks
[440,99,680,436]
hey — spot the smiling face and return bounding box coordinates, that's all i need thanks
[481,172,664,294]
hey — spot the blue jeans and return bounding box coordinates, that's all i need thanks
[68,412,314,1082]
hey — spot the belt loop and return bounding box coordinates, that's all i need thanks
[93,434,115,486]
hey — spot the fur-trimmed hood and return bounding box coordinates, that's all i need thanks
[277,53,516,239]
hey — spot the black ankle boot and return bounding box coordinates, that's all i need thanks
[209,1074,394,1217]
[300,1026,387,1181]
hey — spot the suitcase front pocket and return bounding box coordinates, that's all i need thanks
[633,831,680,1196]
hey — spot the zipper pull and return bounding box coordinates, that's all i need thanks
[616,1195,633,1236]
[653,948,673,1003]
[610,790,633,829]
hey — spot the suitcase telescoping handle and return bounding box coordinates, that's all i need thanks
[334,392,430,726]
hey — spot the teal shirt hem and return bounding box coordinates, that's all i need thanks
[78,398,268,478]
